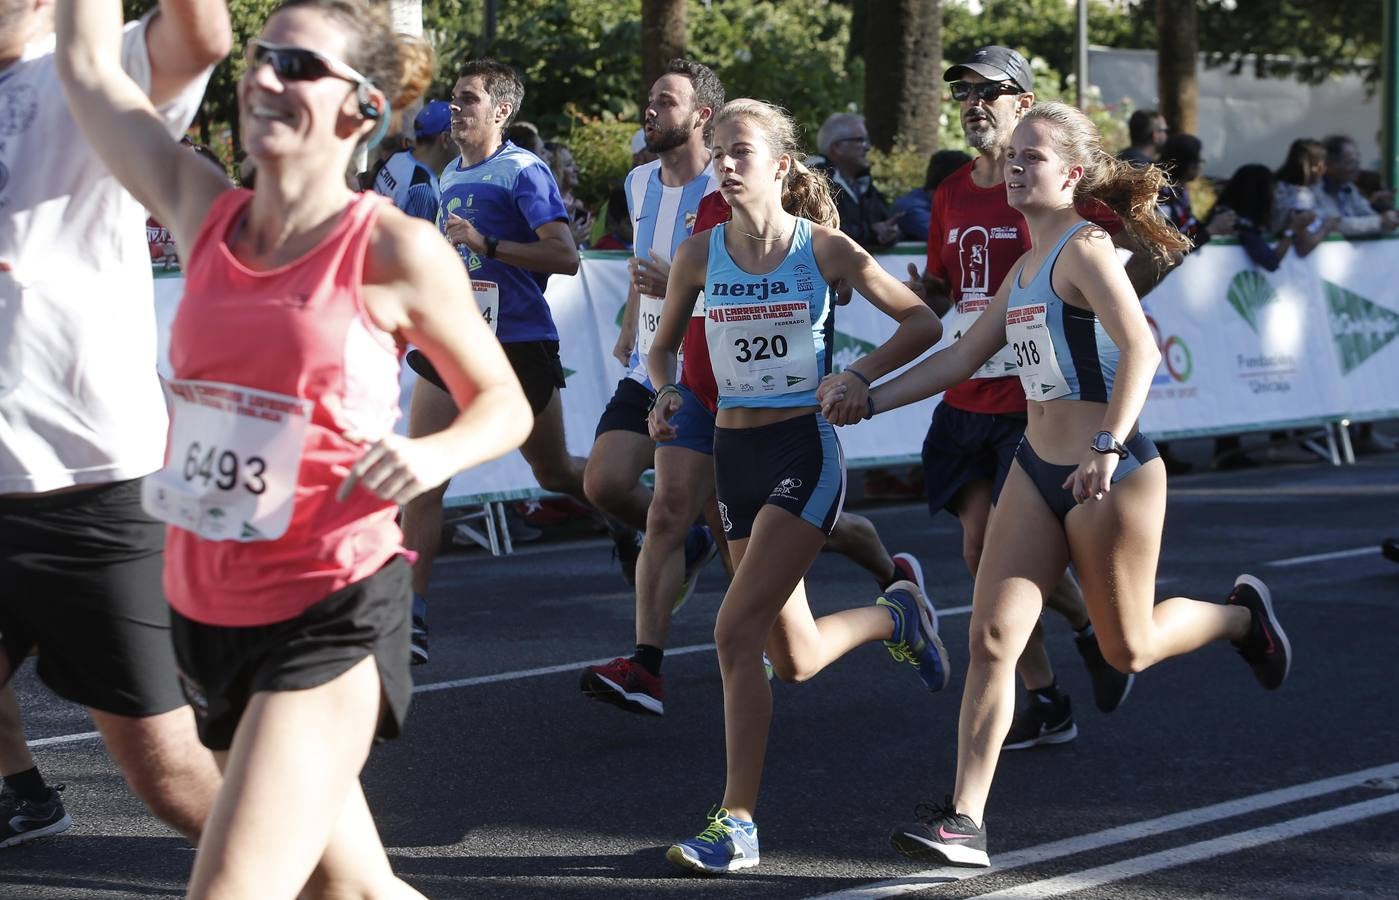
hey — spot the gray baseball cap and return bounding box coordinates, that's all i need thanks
[943,46,1033,93]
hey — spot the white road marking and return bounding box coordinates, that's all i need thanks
[966,793,1399,899]
[1264,546,1381,567]
[804,761,1399,899]
[26,730,101,748]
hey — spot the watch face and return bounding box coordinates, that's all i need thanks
[1094,432,1112,452]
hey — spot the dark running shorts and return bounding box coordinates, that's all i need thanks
[921,402,1028,516]
[407,339,566,417]
[594,377,655,439]
[1014,433,1161,524]
[170,557,414,751]
[714,413,846,540]
[0,478,186,717]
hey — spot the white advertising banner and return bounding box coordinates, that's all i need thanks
[151,236,1396,504]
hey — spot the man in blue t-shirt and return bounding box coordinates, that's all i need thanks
[400,60,583,664]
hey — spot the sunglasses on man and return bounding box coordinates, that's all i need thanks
[950,80,1022,103]
[246,40,372,87]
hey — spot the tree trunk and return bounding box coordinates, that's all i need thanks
[1156,0,1198,135]
[641,0,687,110]
[863,0,941,154]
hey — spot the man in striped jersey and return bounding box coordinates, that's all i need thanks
[371,99,456,223]
[579,60,726,714]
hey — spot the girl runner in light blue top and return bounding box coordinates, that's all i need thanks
[647,98,945,875]
[822,101,1294,868]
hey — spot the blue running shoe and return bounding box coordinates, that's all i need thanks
[667,807,760,875]
[877,580,950,692]
[674,525,719,614]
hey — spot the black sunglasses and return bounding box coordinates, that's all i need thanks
[246,40,371,86]
[950,81,1020,103]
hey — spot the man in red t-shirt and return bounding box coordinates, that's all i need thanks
[910,46,1139,747]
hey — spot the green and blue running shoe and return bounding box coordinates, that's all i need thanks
[666,807,760,875]
[877,579,950,692]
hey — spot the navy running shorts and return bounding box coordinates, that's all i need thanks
[594,377,654,439]
[1014,433,1161,524]
[170,557,414,751]
[921,402,1027,516]
[408,339,566,417]
[714,413,845,540]
[657,384,716,456]
[0,478,188,717]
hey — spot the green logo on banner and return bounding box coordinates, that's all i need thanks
[1226,270,1277,334]
[563,366,576,380]
[832,331,876,372]
[1324,281,1399,375]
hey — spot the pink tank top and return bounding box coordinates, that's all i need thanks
[163,190,405,626]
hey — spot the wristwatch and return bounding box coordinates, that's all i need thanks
[484,235,499,259]
[1091,431,1129,459]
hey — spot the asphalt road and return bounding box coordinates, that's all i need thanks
[4,440,1397,899]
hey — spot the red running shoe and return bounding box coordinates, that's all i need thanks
[579,657,664,715]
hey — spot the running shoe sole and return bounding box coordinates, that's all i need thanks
[889,830,990,867]
[665,844,760,874]
[584,672,664,716]
[1235,573,1292,688]
[891,552,927,603]
[0,812,73,848]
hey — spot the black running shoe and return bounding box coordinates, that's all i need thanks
[611,527,643,587]
[0,785,72,848]
[890,798,989,867]
[410,615,429,666]
[1228,574,1291,690]
[1074,631,1134,713]
[1382,538,1399,563]
[1002,693,1078,750]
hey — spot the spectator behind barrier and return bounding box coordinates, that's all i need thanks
[1315,135,1399,236]
[1273,138,1339,241]
[591,185,634,251]
[814,112,902,248]
[1119,108,1168,166]
[892,149,973,242]
[543,140,593,248]
[507,121,546,158]
[1208,164,1313,270]
[1156,133,1234,251]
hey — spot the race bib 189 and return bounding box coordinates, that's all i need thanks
[1005,303,1071,401]
[143,380,312,541]
[636,293,664,357]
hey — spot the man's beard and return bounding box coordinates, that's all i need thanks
[646,121,693,154]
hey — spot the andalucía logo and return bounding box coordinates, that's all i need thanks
[1145,314,1191,384]
[1226,270,1277,334]
[1323,281,1399,376]
[831,331,876,373]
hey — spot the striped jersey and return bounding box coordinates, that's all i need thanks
[622,159,719,385]
[372,149,440,223]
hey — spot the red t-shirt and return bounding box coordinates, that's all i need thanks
[927,161,1121,415]
[681,192,732,413]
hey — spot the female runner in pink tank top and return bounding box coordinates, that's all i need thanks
[58,1,532,895]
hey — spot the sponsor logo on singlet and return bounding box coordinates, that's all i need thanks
[958,226,990,294]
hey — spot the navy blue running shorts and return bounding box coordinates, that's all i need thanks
[713,413,845,540]
[171,557,414,751]
[408,340,565,417]
[594,377,654,439]
[921,402,1027,516]
[658,384,716,455]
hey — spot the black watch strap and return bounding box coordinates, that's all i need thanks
[1092,431,1129,459]
[484,235,499,259]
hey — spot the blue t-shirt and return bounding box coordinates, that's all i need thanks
[437,141,569,343]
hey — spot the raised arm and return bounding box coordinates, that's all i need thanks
[343,212,532,504]
[55,0,230,252]
[143,0,231,107]
[811,226,942,424]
